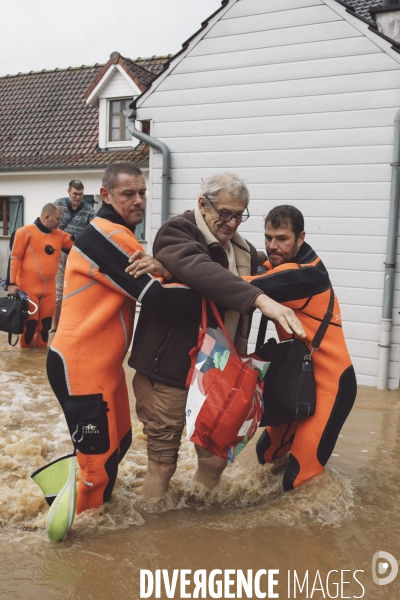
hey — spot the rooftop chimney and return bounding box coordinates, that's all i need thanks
[370,0,400,42]
[110,52,120,64]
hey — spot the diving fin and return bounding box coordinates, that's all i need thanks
[31,454,76,506]
[32,454,77,541]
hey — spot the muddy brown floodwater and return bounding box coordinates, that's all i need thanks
[0,332,399,600]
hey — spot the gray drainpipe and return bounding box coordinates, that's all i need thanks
[124,108,171,225]
[377,108,400,389]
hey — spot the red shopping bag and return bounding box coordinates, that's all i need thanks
[185,297,269,462]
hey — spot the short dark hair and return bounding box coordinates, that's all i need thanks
[68,180,84,191]
[102,161,143,190]
[41,203,62,218]
[265,205,304,238]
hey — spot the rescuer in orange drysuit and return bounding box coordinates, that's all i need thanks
[245,205,357,491]
[7,204,73,348]
[46,162,202,515]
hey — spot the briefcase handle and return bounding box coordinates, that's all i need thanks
[8,294,38,316]
[27,298,38,315]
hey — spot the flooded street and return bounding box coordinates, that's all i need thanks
[0,332,399,599]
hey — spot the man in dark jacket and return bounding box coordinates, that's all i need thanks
[52,180,96,330]
[128,173,305,499]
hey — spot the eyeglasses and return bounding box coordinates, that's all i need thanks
[205,196,250,223]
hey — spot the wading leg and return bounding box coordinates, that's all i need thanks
[283,366,357,490]
[21,319,38,348]
[193,455,227,489]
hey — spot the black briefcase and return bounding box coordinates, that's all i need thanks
[255,336,316,426]
[0,295,28,335]
[255,287,335,427]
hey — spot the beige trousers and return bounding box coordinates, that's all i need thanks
[133,371,212,464]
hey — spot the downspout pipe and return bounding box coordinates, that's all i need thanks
[124,108,171,225]
[377,108,400,389]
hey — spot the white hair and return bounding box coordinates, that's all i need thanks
[200,172,249,206]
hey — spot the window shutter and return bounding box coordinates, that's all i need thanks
[9,196,23,234]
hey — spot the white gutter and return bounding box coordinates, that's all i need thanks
[377,108,400,389]
[124,108,171,225]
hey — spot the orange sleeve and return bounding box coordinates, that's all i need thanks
[241,257,330,304]
[62,231,74,250]
[9,228,30,284]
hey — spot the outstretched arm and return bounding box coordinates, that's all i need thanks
[252,294,305,337]
[75,224,201,318]
[125,240,305,337]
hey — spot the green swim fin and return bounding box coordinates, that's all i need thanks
[32,454,77,541]
[32,454,76,506]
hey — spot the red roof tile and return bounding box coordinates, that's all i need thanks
[135,55,174,76]
[0,54,170,171]
[0,144,149,171]
[340,0,381,23]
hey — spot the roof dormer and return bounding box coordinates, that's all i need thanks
[85,52,150,150]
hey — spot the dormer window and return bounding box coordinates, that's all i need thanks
[0,196,23,237]
[109,99,132,142]
[85,55,146,150]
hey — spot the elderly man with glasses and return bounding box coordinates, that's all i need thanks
[127,172,305,500]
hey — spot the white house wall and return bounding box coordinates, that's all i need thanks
[0,169,149,278]
[136,0,400,388]
[0,171,101,276]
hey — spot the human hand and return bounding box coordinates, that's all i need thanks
[7,284,19,296]
[126,250,172,279]
[253,294,306,338]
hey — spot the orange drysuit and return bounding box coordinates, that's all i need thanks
[8,218,73,348]
[46,203,201,514]
[245,242,357,490]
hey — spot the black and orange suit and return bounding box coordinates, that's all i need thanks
[244,242,357,490]
[46,204,201,514]
[8,218,73,348]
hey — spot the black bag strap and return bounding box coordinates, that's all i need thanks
[255,286,334,351]
[310,286,334,349]
[256,314,269,351]
[58,212,76,255]
[8,332,19,347]
[59,209,77,231]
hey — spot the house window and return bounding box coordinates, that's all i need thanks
[134,216,146,242]
[109,99,132,142]
[0,197,9,235]
[0,196,23,236]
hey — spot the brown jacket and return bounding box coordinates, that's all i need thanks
[129,209,262,388]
